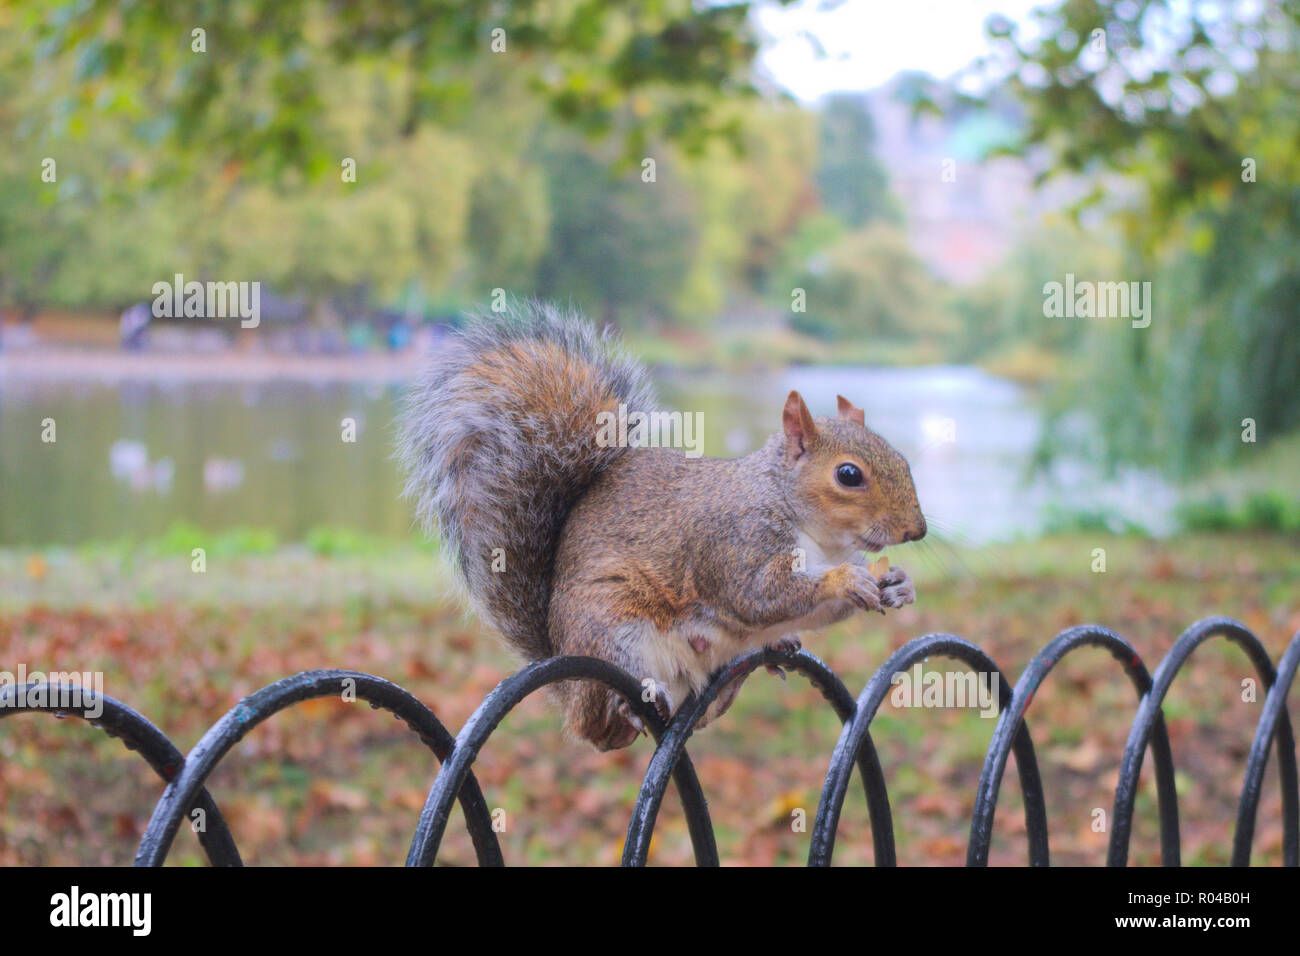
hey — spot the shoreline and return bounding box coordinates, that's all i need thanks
[0,347,427,385]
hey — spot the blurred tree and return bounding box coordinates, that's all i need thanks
[0,31,91,317]
[976,0,1300,474]
[767,211,844,308]
[783,221,952,342]
[0,32,484,318]
[0,162,89,318]
[1,2,834,327]
[814,94,898,227]
[676,100,818,320]
[951,217,1119,360]
[533,138,697,327]
[465,163,550,293]
[20,0,785,179]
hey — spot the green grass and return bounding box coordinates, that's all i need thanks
[1178,431,1300,532]
[1177,491,1300,534]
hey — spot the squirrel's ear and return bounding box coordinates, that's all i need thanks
[782,390,818,462]
[836,395,866,427]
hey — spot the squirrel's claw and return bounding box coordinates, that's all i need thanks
[614,698,647,737]
[767,635,802,655]
[765,635,800,678]
[639,678,674,724]
[614,678,674,742]
[876,566,905,587]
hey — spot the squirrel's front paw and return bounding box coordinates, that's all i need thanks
[877,566,916,608]
[831,564,883,614]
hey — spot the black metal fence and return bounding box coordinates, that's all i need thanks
[2,616,1297,866]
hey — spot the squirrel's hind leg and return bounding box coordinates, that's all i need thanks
[696,675,745,728]
[567,675,671,751]
[553,612,670,751]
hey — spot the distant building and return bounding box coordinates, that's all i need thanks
[860,77,1077,284]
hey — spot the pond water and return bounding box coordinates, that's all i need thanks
[0,365,1177,547]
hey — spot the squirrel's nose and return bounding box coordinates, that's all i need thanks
[901,519,927,543]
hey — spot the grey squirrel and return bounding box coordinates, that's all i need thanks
[398,300,925,750]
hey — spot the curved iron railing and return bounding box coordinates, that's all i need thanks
[2,616,1296,866]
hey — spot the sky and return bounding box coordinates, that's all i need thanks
[758,0,1047,101]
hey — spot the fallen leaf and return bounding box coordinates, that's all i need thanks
[1055,740,1103,773]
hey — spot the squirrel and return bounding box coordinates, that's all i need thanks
[398,300,926,751]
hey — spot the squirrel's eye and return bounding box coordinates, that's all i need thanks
[835,463,864,488]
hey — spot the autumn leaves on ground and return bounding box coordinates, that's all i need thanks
[2,532,1298,866]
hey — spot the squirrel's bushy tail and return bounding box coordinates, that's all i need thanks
[397,300,655,661]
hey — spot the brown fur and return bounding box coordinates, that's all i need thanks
[399,304,925,751]
[548,391,925,749]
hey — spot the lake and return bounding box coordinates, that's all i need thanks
[0,364,1177,547]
